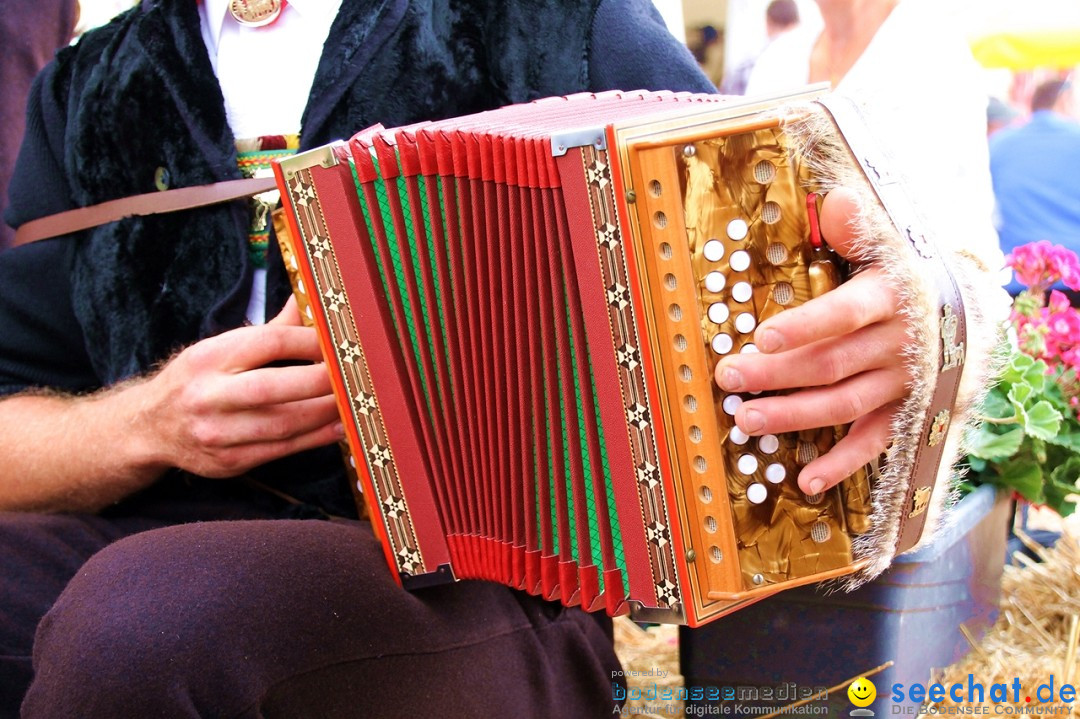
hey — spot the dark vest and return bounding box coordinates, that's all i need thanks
[53,0,602,383]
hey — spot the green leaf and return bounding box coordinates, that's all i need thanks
[1044,472,1078,518]
[1022,360,1049,393]
[994,459,1045,503]
[1009,400,1030,430]
[1043,386,1074,416]
[1033,437,1048,464]
[971,340,1080,515]
[1050,456,1080,487]
[1011,352,1035,371]
[982,389,1015,420]
[967,425,1026,460]
[1000,352,1035,384]
[956,479,979,495]
[1025,401,1063,441]
[1047,432,1080,452]
[1008,383,1033,409]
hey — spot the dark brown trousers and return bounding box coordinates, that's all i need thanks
[0,503,620,718]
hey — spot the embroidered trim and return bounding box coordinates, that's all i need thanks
[236,134,301,268]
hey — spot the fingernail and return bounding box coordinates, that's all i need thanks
[720,367,743,391]
[741,408,765,433]
[334,422,345,439]
[758,328,782,353]
[808,478,826,495]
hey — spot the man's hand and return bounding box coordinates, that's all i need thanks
[713,188,909,496]
[0,296,342,513]
[142,296,342,478]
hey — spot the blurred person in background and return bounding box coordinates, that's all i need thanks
[987,95,1021,137]
[722,0,801,95]
[990,79,1080,296]
[688,23,725,86]
[744,0,1007,306]
[0,0,79,250]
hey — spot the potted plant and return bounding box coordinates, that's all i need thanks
[681,241,1080,715]
[965,240,1080,521]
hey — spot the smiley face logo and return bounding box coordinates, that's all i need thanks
[848,677,876,707]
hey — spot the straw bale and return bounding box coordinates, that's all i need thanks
[932,521,1080,715]
[613,617,683,718]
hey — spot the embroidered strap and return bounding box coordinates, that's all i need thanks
[236,134,300,268]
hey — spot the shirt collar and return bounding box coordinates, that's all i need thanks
[201,0,323,49]
[201,0,229,49]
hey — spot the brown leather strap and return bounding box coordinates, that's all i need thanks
[818,95,968,556]
[12,177,277,247]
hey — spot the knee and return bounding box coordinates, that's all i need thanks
[25,519,391,716]
[28,526,223,692]
[24,522,279,715]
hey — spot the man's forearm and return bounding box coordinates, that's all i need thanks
[0,385,165,513]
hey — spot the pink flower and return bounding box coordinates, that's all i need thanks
[1004,243,1080,418]
[1006,241,1080,293]
[1049,290,1072,313]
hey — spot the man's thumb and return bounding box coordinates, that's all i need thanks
[819,187,865,262]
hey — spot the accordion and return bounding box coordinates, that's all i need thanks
[273,88,967,626]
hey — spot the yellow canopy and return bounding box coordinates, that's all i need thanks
[966,0,1080,70]
[971,29,1080,70]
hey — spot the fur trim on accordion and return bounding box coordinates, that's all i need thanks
[786,103,1006,589]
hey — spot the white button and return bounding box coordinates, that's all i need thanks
[732,282,752,303]
[704,271,726,293]
[746,482,767,504]
[765,463,786,483]
[735,313,756,334]
[758,435,779,454]
[722,395,743,415]
[708,303,730,324]
[729,250,751,272]
[727,218,749,241]
[741,343,759,354]
[712,333,733,355]
[703,239,725,262]
[737,454,759,475]
[729,426,749,445]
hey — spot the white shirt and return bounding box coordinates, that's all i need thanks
[744,26,818,98]
[198,0,343,323]
[744,0,1009,314]
[198,0,342,138]
[837,0,1008,297]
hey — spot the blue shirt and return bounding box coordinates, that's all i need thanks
[990,111,1080,293]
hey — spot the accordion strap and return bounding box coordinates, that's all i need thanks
[817,95,968,556]
[11,176,277,248]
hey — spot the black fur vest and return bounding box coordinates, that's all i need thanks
[43,0,604,383]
